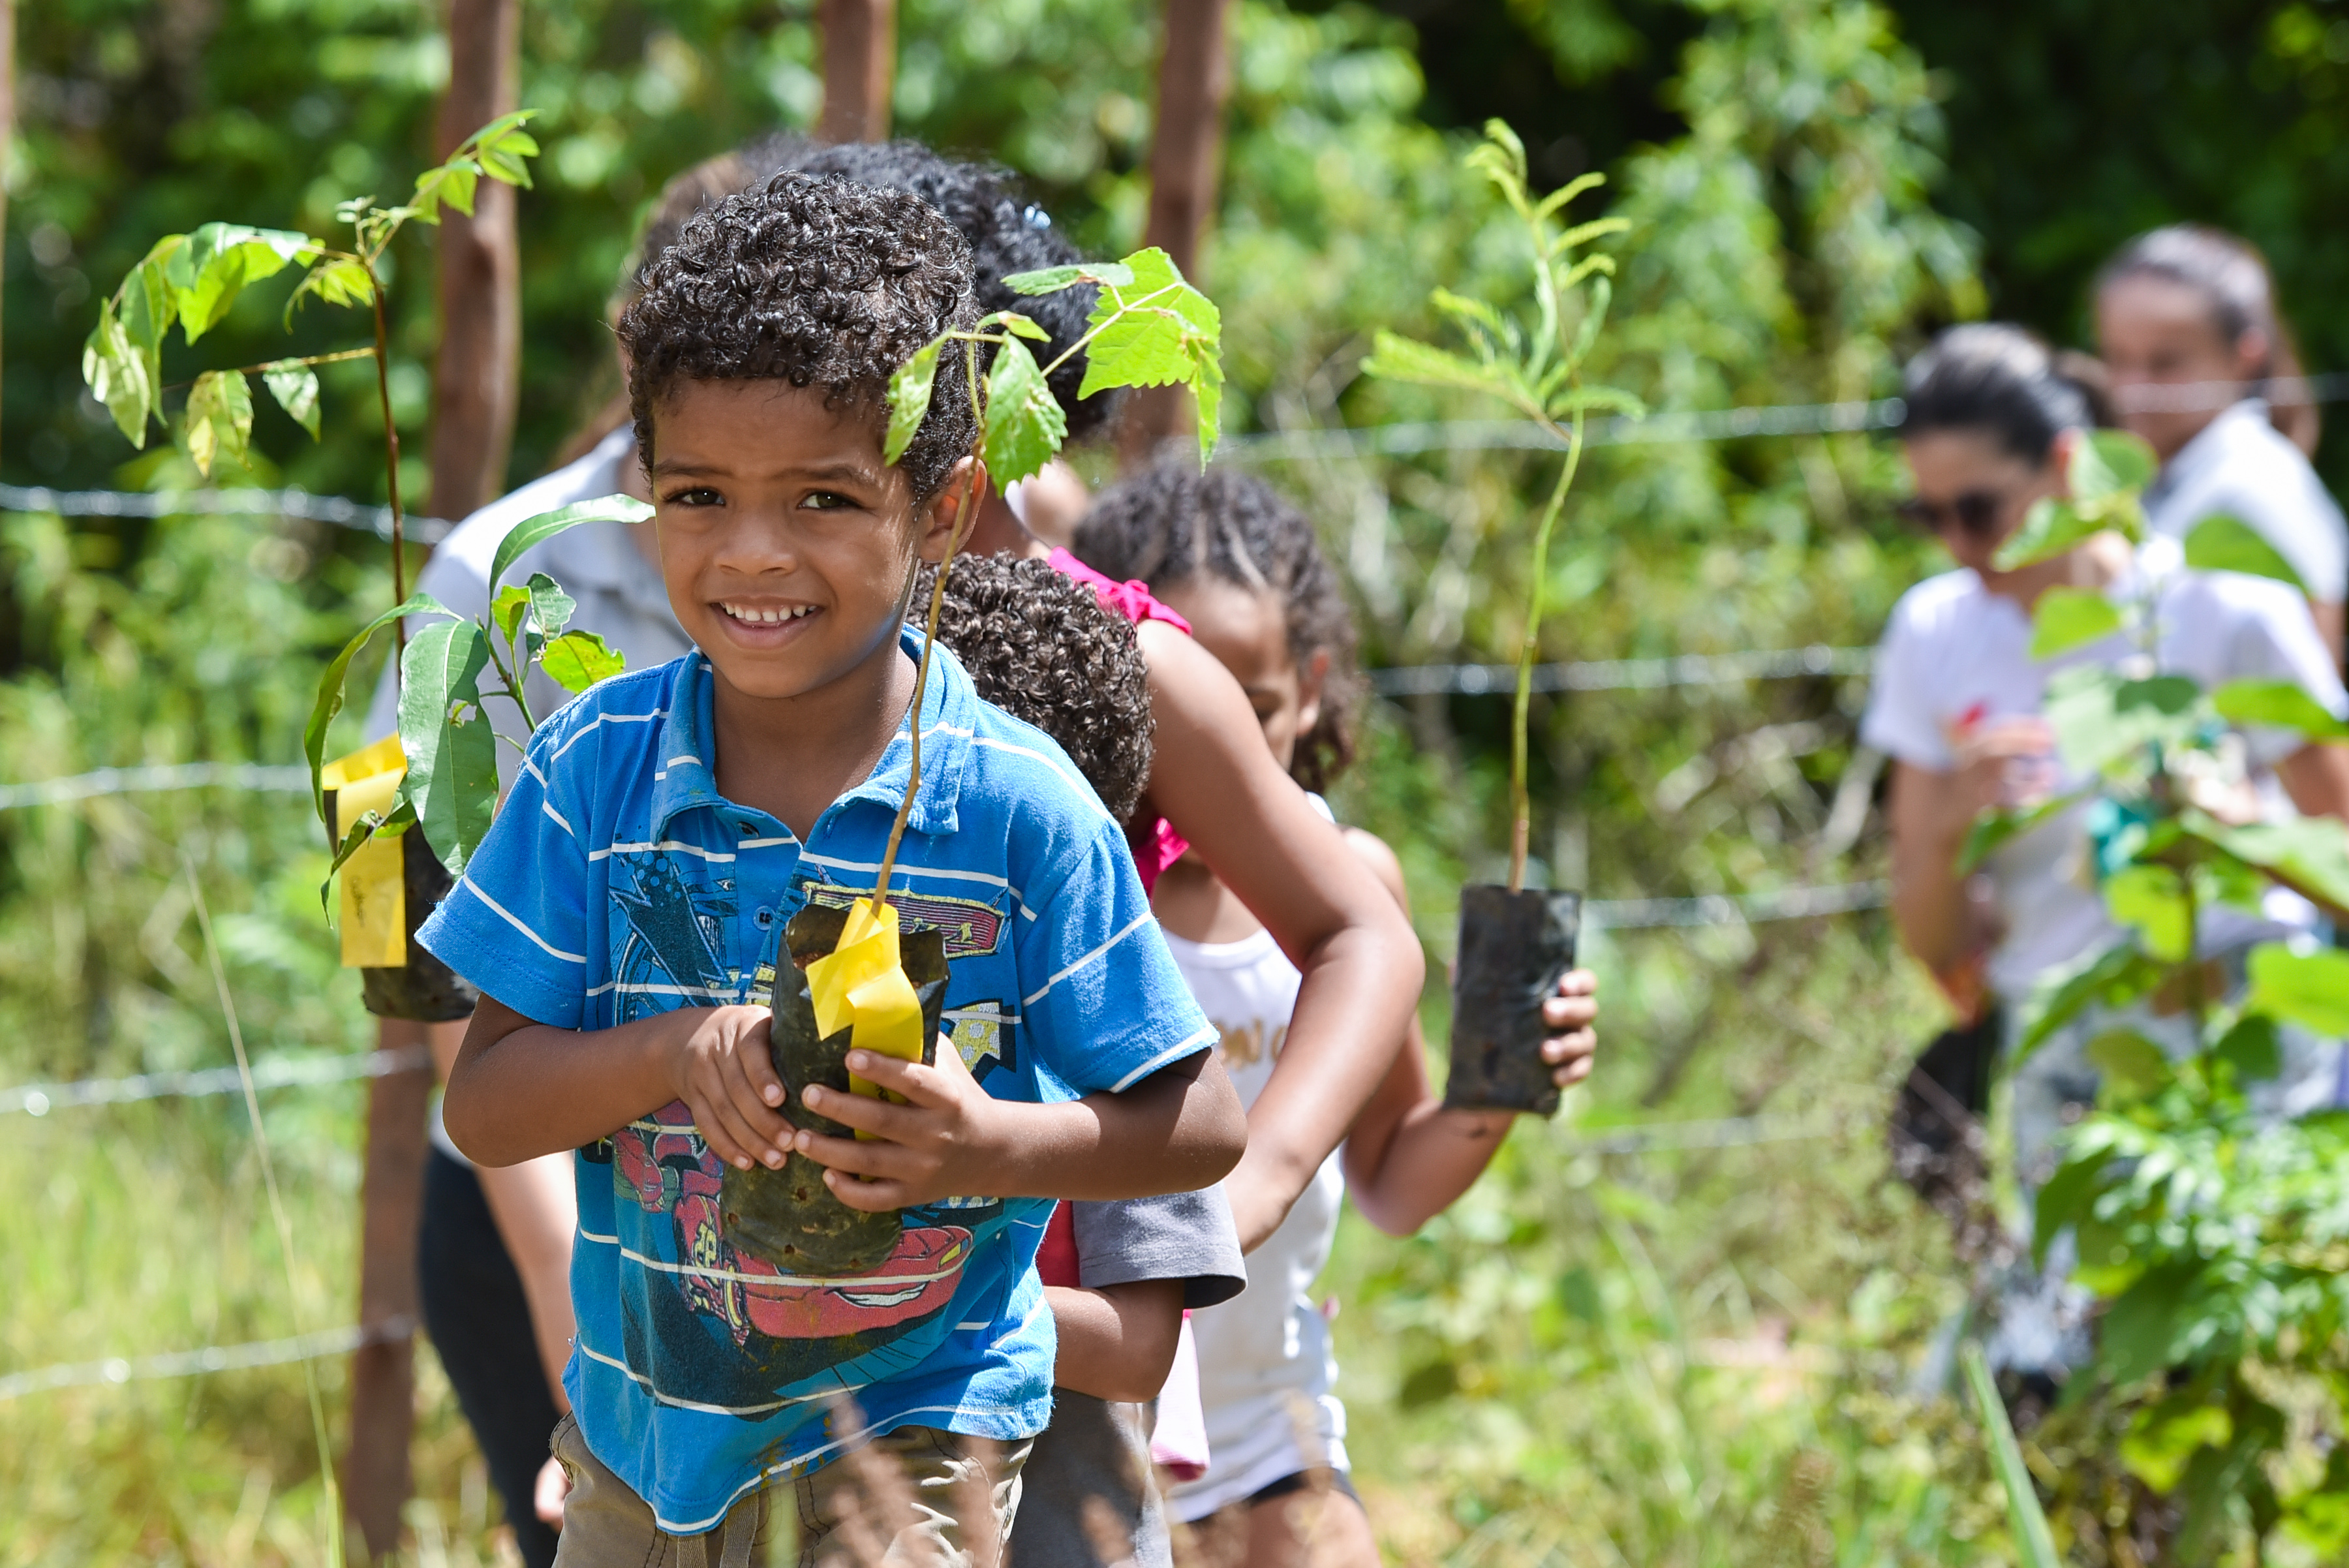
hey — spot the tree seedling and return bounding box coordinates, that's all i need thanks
[1963,430,2349,1552]
[1360,119,1643,1114]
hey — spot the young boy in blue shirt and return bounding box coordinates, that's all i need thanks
[426,172,1246,1566]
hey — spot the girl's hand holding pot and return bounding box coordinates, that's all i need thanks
[1540,969,1599,1091]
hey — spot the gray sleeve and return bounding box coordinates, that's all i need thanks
[1069,1187,1246,1309]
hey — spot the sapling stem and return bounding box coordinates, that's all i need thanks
[1507,407,1586,893]
[364,253,408,665]
[867,341,989,919]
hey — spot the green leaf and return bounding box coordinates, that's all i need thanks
[2087,1026,2173,1099]
[303,593,458,825]
[885,339,945,467]
[397,621,499,876]
[987,311,1051,342]
[2032,1146,2115,1270]
[2098,1259,2198,1385]
[1959,790,2085,874]
[2245,944,2349,1036]
[1961,1344,2061,1568]
[467,110,541,187]
[2183,513,2305,592]
[525,572,577,642]
[1992,497,2105,572]
[2048,669,2205,778]
[164,223,319,344]
[2121,1399,2232,1495]
[410,159,482,223]
[538,629,626,695]
[1547,385,1646,419]
[2071,427,2158,504]
[1361,329,1517,402]
[1190,348,1225,469]
[980,335,1068,487]
[81,301,155,448]
[259,359,322,440]
[1002,260,1133,295]
[2213,1013,2281,1083]
[2104,863,2191,962]
[183,369,254,478]
[2017,942,2165,1059]
[2175,808,2349,915]
[1073,247,1223,403]
[490,583,531,647]
[318,797,416,916]
[2209,678,2348,741]
[488,494,655,602]
[2028,585,2124,660]
[288,255,376,318]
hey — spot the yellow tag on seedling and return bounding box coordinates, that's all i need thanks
[805,898,925,1135]
[322,735,408,968]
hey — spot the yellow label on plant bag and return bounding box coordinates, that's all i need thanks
[323,736,408,969]
[805,897,925,1135]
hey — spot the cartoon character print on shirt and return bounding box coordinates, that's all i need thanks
[604,854,996,1413]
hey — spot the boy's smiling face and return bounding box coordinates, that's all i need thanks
[650,378,962,703]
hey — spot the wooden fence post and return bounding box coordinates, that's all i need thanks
[343,1022,434,1559]
[1119,0,1233,469]
[341,2,522,1558]
[818,0,895,144]
[427,0,523,521]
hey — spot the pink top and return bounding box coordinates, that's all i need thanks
[1046,547,1193,892]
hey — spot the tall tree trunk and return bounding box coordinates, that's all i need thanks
[427,0,523,523]
[818,0,895,143]
[343,1030,433,1560]
[1120,0,1233,469]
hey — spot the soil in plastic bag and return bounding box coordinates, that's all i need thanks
[325,786,481,1023]
[723,901,949,1276]
[1445,885,1580,1116]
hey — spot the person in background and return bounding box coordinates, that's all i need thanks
[2095,224,2348,663]
[1074,465,1601,1568]
[360,148,782,1565]
[1865,324,2349,1383]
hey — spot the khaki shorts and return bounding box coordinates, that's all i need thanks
[551,1411,1031,1568]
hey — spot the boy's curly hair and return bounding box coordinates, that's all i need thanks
[616,171,979,505]
[1073,465,1359,794]
[914,555,1153,820]
[767,138,1118,444]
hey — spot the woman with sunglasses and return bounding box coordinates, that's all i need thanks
[1863,324,2349,1384]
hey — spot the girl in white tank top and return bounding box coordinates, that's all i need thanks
[1073,470,1602,1565]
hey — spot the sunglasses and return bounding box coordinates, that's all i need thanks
[1895,489,2012,538]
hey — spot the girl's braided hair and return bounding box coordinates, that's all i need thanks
[914,555,1154,820]
[1072,465,1359,793]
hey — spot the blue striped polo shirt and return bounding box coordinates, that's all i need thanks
[416,628,1216,1533]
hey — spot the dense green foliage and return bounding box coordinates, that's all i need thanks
[8,1,2340,1563]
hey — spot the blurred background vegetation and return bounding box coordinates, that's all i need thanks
[6,0,2346,1561]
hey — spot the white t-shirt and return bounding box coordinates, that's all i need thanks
[1162,926,1349,1524]
[365,425,690,1164]
[2143,399,2348,605]
[1860,540,2348,1002]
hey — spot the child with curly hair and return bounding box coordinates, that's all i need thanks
[425,173,1246,1567]
[1074,467,1603,1568]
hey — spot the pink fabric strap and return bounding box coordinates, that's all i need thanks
[1045,548,1193,891]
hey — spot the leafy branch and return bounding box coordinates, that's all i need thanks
[1360,120,1646,890]
[869,246,1225,911]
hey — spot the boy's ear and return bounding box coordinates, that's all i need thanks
[917,457,990,564]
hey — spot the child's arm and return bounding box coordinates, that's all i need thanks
[1044,1280,1186,1402]
[1338,827,1599,1237]
[1139,624,1428,1250]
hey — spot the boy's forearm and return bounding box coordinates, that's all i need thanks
[1045,1280,1184,1402]
[444,1000,690,1167]
[988,1054,1245,1201]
